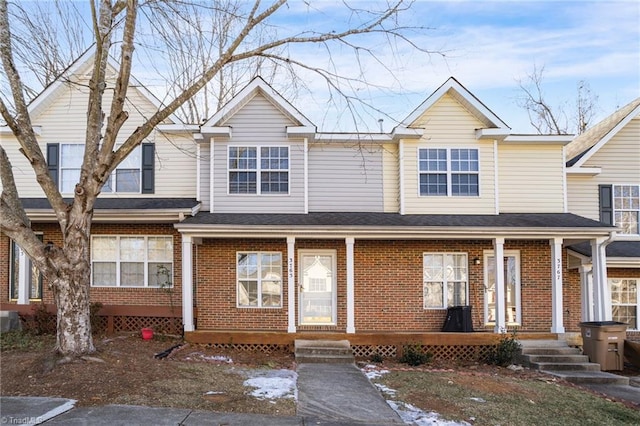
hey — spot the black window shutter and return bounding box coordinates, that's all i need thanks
[46,143,59,186]
[141,143,155,194]
[599,184,613,225]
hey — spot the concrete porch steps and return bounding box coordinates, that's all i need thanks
[519,339,630,386]
[294,339,355,364]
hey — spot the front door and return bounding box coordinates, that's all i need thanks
[299,251,336,325]
[484,251,521,326]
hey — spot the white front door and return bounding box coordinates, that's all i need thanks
[484,251,521,326]
[299,251,336,325]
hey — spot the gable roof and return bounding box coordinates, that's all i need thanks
[201,76,315,128]
[398,77,510,130]
[566,97,640,167]
[18,46,183,125]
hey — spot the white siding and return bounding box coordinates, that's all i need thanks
[402,94,496,214]
[211,93,306,213]
[308,142,384,212]
[498,144,565,213]
[6,76,197,199]
[567,116,640,220]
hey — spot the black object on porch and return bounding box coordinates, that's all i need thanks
[442,306,474,332]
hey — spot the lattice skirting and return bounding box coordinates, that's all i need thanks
[107,316,183,335]
[201,343,289,354]
[352,344,495,361]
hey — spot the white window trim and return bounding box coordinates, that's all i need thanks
[422,252,469,309]
[227,145,290,196]
[417,147,480,197]
[59,143,143,195]
[236,251,283,308]
[90,235,173,288]
[609,277,638,330]
[613,184,640,235]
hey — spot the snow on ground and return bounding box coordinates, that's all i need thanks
[236,362,470,425]
[243,369,298,401]
[361,364,471,426]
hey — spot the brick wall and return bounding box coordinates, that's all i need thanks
[193,237,579,333]
[1,223,181,308]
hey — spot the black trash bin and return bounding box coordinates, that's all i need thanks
[442,306,473,332]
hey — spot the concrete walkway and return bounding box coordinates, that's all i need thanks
[296,363,403,424]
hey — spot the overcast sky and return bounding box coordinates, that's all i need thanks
[278,0,640,133]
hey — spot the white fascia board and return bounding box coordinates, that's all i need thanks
[27,49,95,118]
[502,135,574,145]
[157,124,201,132]
[286,126,317,138]
[573,103,640,168]
[174,225,613,240]
[26,209,195,223]
[391,127,424,140]
[313,133,393,143]
[203,77,314,128]
[475,128,510,140]
[199,126,232,137]
[401,77,509,129]
[0,126,42,135]
[606,257,640,268]
[565,166,602,175]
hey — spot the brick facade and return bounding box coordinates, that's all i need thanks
[192,237,580,333]
[1,223,182,308]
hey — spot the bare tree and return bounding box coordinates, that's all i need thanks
[2,0,89,100]
[1,0,432,356]
[517,65,599,135]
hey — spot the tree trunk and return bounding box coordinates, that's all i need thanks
[53,212,95,356]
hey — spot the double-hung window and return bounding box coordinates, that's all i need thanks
[237,252,282,308]
[423,253,468,308]
[614,185,639,234]
[418,148,479,196]
[91,236,173,288]
[228,146,289,194]
[610,278,638,329]
[51,143,153,194]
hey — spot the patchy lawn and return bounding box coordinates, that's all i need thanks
[2,331,639,425]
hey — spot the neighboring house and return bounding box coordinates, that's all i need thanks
[1,50,199,332]
[1,53,619,355]
[565,98,640,336]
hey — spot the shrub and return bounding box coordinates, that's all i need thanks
[399,343,433,366]
[486,330,521,366]
[23,303,56,335]
[370,352,384,363]
[90,302,104,334]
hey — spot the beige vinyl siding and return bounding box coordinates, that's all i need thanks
[567,116,640,220]
[499,144,565,212]
[403,93,496,214]
[7,76,196,198]
[382,143,399,212]
[211,93,306,213]
[308,142,384,212]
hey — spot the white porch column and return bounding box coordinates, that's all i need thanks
[17,246,29,305]
[550,238,565,333]
[346,237,355,334]
[181,235,195,332]
[287,237,296,333]
[493,238,506,333]
[580,265,594,322]
[591,238,612,321]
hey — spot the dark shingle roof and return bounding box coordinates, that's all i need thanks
[179,212,611,229]
[568,241,640,258]
[21,198,199,210]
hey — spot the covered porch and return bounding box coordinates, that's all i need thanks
[176,212,616,339]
